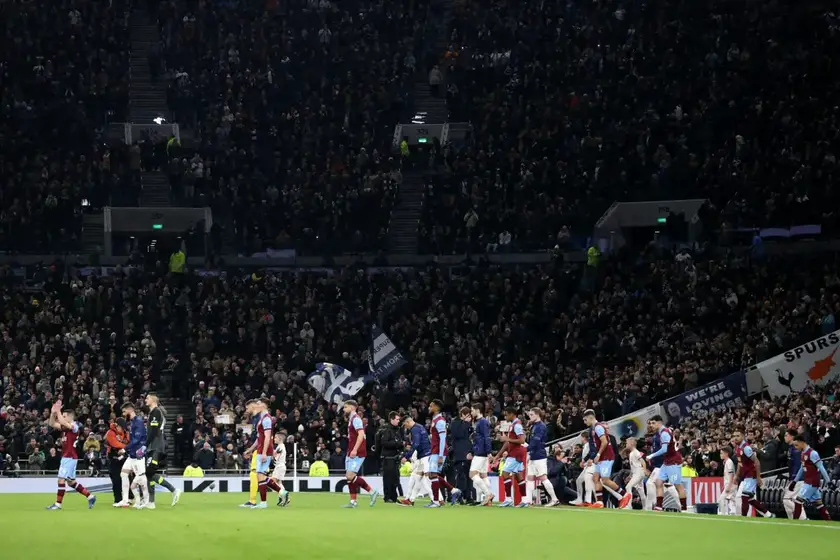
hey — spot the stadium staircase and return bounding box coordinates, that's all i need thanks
[82,214,105,256]
[159,396,193,459]
[387,172,424,254]
[129,9,173,207]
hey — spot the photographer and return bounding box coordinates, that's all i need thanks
[547,447,579,504]
[376,411,403,502]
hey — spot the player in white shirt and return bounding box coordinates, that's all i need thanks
[717,446,737,515]
[572,431,596,506]
[622,438,646,509]
[271,431,291,506]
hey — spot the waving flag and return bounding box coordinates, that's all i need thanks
[308,325,407,404]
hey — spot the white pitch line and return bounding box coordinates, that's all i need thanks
[536,505,840,531]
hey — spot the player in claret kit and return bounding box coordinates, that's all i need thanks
[46,401,96,510]
[646,415,687,512]
[252,399,286,509]
[523,408,559,507]
[790,435,833,521]
[427,399,460,506]
[583,410,632,509]
[342,400,380,508]
[491,407,528,508]
[732,430,774,518]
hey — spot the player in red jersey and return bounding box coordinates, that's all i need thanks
[790,435,833,520]
[732,430,773,517]
[427,399,460,506]
[647,415,687,511]
[583,410,632,509]
[251,399,285,509]
[491,407,528,507]
[342,400,380,508]
[46,400,96,510]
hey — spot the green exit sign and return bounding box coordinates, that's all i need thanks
[657,217,667,224]
[417,137,428,143]
[152,224,164,230]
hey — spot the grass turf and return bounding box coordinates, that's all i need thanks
[1,493,838,560]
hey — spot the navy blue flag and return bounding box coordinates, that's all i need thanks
[308,325,406,404]
[663,371,747,424]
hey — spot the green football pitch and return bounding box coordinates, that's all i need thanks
[1,493,838,560]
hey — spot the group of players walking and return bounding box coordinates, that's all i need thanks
[46,393,182,510]
[45,397,834,521]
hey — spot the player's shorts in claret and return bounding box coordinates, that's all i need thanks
[660,465,682,485]
[272,467,286,481]
[596,460,614,478]
[250,453,258,472]
[58,458,78,480]
[528,458,548,478]
[428,454,444,473]
[124,457,147,476]
[798,483,822,503]
[345,457,364,474]
[411,455,429,475]
[469,456,489,474]
[739,477,757,495]
[256,456,272,475]
[503,457,524,474]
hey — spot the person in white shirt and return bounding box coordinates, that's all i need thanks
[623,438,646,509]
[718,446,737,515]
[572,432,596,506]
[271,432,290,506]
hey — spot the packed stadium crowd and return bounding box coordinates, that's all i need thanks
[422,0,840,254]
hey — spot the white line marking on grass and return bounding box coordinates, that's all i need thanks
[537,506,840,531]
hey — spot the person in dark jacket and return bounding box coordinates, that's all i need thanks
[547,447,579,503]
[194,442,215,470]
[376,411,404,502]
[447,408,473,503]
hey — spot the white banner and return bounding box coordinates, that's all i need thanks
[756,329,840,396]
[552,404,663,450]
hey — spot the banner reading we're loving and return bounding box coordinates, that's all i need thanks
[662,372,747,424]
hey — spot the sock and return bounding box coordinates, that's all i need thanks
[56,482,66,504]
[542,480,558,502]
[518,480,528,502]
[156,476,176,492]
[266,479,282,493]
[148,484,156,503]
[818,506,831,521]
[656,496,663,509]
[749,499,768,516]
[471,475,485,501]
[741,496,750,516]
[431,479,441,502]
[355,476,372,493]
[407,474,421,500]
[258,480,268,502]
[137,477,148,502]
[249,472,258,503]
[421,476,433,499]
[68,481,90,498]
[503,478,513,500]
[584,477,594,503]
[595,491,603,504]
[604,486,623,499]
[121,473,130,503]
[679,497,687,511]
[349,480,358,501]
[437,476,453,491]
[793,502,803,520]
[524,480,536,504]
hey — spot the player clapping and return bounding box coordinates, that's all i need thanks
[45,401,96,510]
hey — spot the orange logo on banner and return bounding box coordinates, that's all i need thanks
[807,347,838,381]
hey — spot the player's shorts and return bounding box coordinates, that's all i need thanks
[660,465,682,485]
[255,455,272,475]
[345,456,365,474]
[469,456,489,474]
[503,457,524,474]
[146,451,165,476]
[596,460,614,478]
[412,455,429,475]
[527,458,548,478]
[271,465,287,481]
[123,457,146,476]
[798,483,822,503]
[428,454,445,474]
[58,458,78,480]
[739,477,757,495]
[250,452,258,472]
